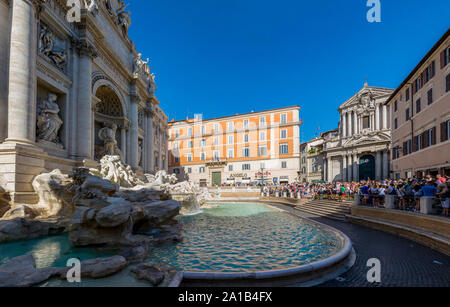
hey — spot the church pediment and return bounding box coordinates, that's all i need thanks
[342,131,390,147]
[339,84,394,111]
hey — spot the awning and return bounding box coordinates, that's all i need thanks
[241,177,251,183]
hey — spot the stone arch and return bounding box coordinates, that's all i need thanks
[92,72,128,117]
[95,85,124,117]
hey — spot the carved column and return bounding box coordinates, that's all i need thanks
[347,154,353,182]
[129,86,139,169]
[342,112,347,138]
[5,0,43,144]
[375,104,380,130]
[75,41,97,160]
[353,111,358,135]
[144,104,154,173]
[327,157,333,182]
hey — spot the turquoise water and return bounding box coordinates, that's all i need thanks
[0,202,342,285]
[145,202,342,272]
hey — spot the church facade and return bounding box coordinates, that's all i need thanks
[323,83,394,182]
[0,0,168,204]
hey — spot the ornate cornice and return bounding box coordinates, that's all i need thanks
[72,39,98,58]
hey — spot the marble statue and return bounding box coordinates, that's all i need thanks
[132,53,149,78]
[90,155,144,187]
[105,0,114,14]
[116,1,131,35]
[98,124,123,160]
[147,73,157,97]
[36,93,63,144]
[39,24,67,69]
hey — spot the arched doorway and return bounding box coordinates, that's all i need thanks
[94,85,126,161]
[359,155,375,181]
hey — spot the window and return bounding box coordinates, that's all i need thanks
[416,99,421,114]
[405,88,410,101]
[403,139,412,156]
[187,153,192,162]
[213,150,220,161]
[200,152,206,161]
[200,139,206,147]
[441,47,450,68]
[227,149,234,158]
[175,130,179,138]
[392,146,400,160]
[312,165,319,173]
[173,168,180,174]
[259,131,266,141]
[441,119,450,142]
[301,157,306,164]
[188,127,192,136]
[281,161,287,169]
[244,134,249,143]
[405,108,410,121]
[281,113,287,124]
[424,61,435,83]
[173,142,179,150]
[228,135,234,144]
[394,118,398,129]
[427,88,433,105]
[259,117,266,127]
[227,122,234,132]
[363,116,370,129]
[214,123,220,133]
[201,126,206,135]
[228,164,233,172]
[187,167,192,174]
[279,143,289,155]
[214,136,219,146]
[242,147,250,157]
[446,74,450,93]
[302,167,306,174]
[281,129,287,139]
[414,134,422,152]
[258,146,267,157]
[174,156,179,163]
[188,140,193,148]
[243,119,249,129]
[394,100,398,112]
[199,167,205,173]
[242,164,251,171]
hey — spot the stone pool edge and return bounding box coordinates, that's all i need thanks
[179,201,355,287]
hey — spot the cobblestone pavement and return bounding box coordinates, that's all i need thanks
[271,203,450,287]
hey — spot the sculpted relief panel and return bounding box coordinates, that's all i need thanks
[39,23,67,71]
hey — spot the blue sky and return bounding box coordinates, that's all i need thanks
[127,0,450,142]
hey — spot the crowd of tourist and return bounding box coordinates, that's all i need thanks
[261,174,450,217]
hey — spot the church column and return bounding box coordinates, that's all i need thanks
[375,104,380,130]
[353,154,359,182]
[375,151,382,180]
[342,112,347,138]
[383,149,389,179]
[347,154,353,182]
[353,111,358,135]
[327,157,333,182]
[5,0,43,144]
[76,41,97,160]
[129,87,139,169]
[343,155,348,182]
[382,104,388,130]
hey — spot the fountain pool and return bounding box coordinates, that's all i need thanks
[0,202,353,287]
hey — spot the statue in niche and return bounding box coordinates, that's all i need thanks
[98,124,124,161]
[36,93,63,144]
[116,1,131,35]
[84,0,99,15]
[132,53,149,78]
[39,24,67,70]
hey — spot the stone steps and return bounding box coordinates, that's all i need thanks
[294,200,352,221]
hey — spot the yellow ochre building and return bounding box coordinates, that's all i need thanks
[168,106,302,186]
